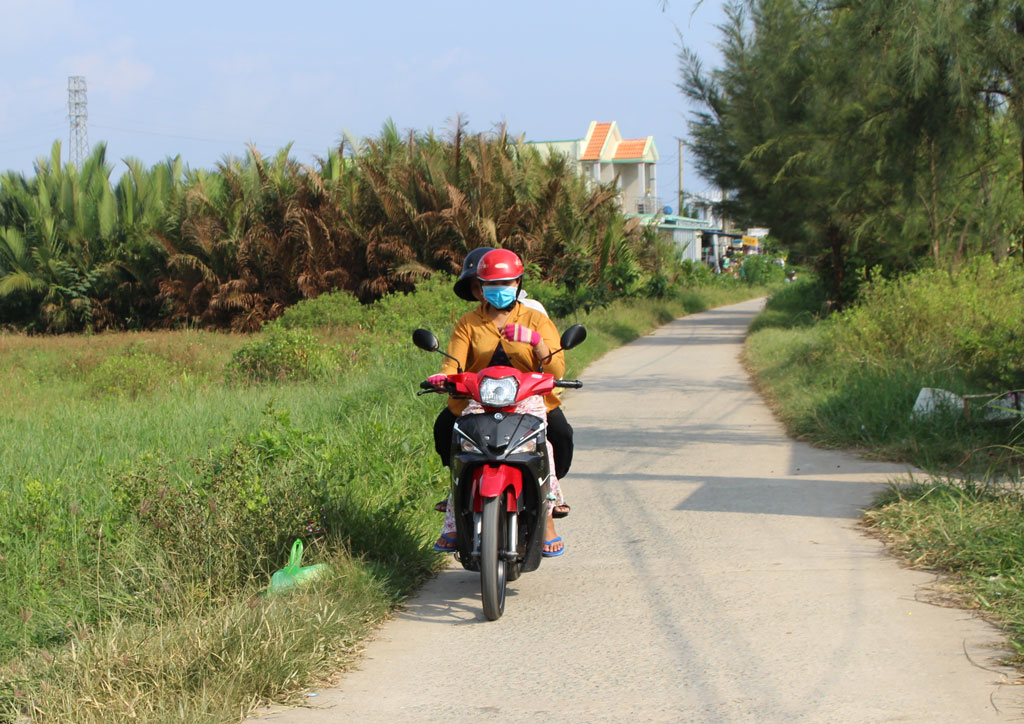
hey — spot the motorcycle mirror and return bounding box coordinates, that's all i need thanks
[412,328,464,373]
[412,328,439,352]
[539,324,588,370]
[560,324,587,351]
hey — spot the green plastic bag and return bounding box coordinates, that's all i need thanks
[267,540,330,595]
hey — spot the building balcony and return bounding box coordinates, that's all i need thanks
[620,194,664,215]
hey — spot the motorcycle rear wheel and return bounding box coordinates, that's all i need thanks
[480,496,507,620]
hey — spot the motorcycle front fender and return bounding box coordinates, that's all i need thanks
[472,465,522,512]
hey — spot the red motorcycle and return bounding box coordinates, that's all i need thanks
[414,325,585,620]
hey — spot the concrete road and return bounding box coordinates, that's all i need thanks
[257,298,1021,723]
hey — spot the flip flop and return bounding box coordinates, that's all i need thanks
[433,532,458,553]
[542,537,566,557]
[552,503,570,519]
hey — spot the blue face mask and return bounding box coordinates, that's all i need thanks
[482,285,517,310]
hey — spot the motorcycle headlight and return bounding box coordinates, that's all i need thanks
[509,438,537,454]
[459,438,482,454]
[479,376,519,407]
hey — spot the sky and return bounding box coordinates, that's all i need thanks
[0,0,727,204]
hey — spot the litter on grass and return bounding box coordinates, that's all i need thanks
[266,539,330,595]
[912,388,964,419]
[912,388,1024,423]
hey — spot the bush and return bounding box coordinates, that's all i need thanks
[365,273,469,337]
[746,262,1024,472]
[748,275,827,332]
[827,259,1024,389]
[85,347,176,397]
[227,327,334,383]
[113,405,327,596]
[741,255,786,285]
[523,279,563,313]
[677,259,716,286]
[268,289,367,332]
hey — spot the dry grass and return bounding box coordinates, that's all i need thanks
[0,328,246,381]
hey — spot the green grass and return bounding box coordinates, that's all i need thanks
[0,273,768,723]
[744,268,1024,473]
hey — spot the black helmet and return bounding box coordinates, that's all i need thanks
[453,246,495,301]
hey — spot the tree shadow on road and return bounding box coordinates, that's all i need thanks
[572,470,910,519]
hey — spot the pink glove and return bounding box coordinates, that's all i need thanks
[427,374,448,387]
[504,323,540,346]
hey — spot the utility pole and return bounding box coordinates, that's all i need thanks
[67,76,88,168]
[677,138,684,216]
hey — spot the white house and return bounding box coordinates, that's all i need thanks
[527,121,711,262]
[527,121,660,214]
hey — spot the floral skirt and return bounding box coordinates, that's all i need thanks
[440,395,563,537]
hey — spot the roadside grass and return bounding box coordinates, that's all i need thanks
[5,550,391,724]
[0,275,770,723]
[745,261,1024,664]
[744,267,1024,473]
[863,480,1024,663]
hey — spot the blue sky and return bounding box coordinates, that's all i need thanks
[0,0,726,201]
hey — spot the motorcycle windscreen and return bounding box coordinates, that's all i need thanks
[472,465,522,512]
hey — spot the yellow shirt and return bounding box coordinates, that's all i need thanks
[441,302,566,415]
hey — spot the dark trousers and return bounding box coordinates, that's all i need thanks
[433,406,574,479]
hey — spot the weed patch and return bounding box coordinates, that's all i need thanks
[745,265,1024,472]
[865,480,1024,663]
[227,327,336,382]
[85,347,176,397]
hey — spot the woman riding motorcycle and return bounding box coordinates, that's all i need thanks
[430,248,572,555]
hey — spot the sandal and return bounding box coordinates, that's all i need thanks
[433,532,458,553]
[552,503,570,519]
[542,537,566,557]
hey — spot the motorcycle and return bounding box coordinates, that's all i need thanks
[413,324,586,620]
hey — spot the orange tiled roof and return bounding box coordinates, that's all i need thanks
[614,138,648,159]
[581,123,612,160]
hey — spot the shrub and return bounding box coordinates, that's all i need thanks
[523,279,563,313]
[113,405,327,597]
[677,259,716,286]
[268,289,367,332]
[227,327,334,383]
[365,273,468,337]
[827,259,1024,389]
[741,255,786,285]
[85,347,175,397]
[748,275,828,332]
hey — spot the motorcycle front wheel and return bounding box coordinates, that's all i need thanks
[480,495,507,620]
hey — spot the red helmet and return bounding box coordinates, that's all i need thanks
[476,249,524,283]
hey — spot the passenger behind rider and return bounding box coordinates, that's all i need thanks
[443,247,571,517]
[430,248,572,556]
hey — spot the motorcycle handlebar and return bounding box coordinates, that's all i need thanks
[420,378,582,395]
[418,380,455,396]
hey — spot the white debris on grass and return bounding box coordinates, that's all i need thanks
[912,388,964,419]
